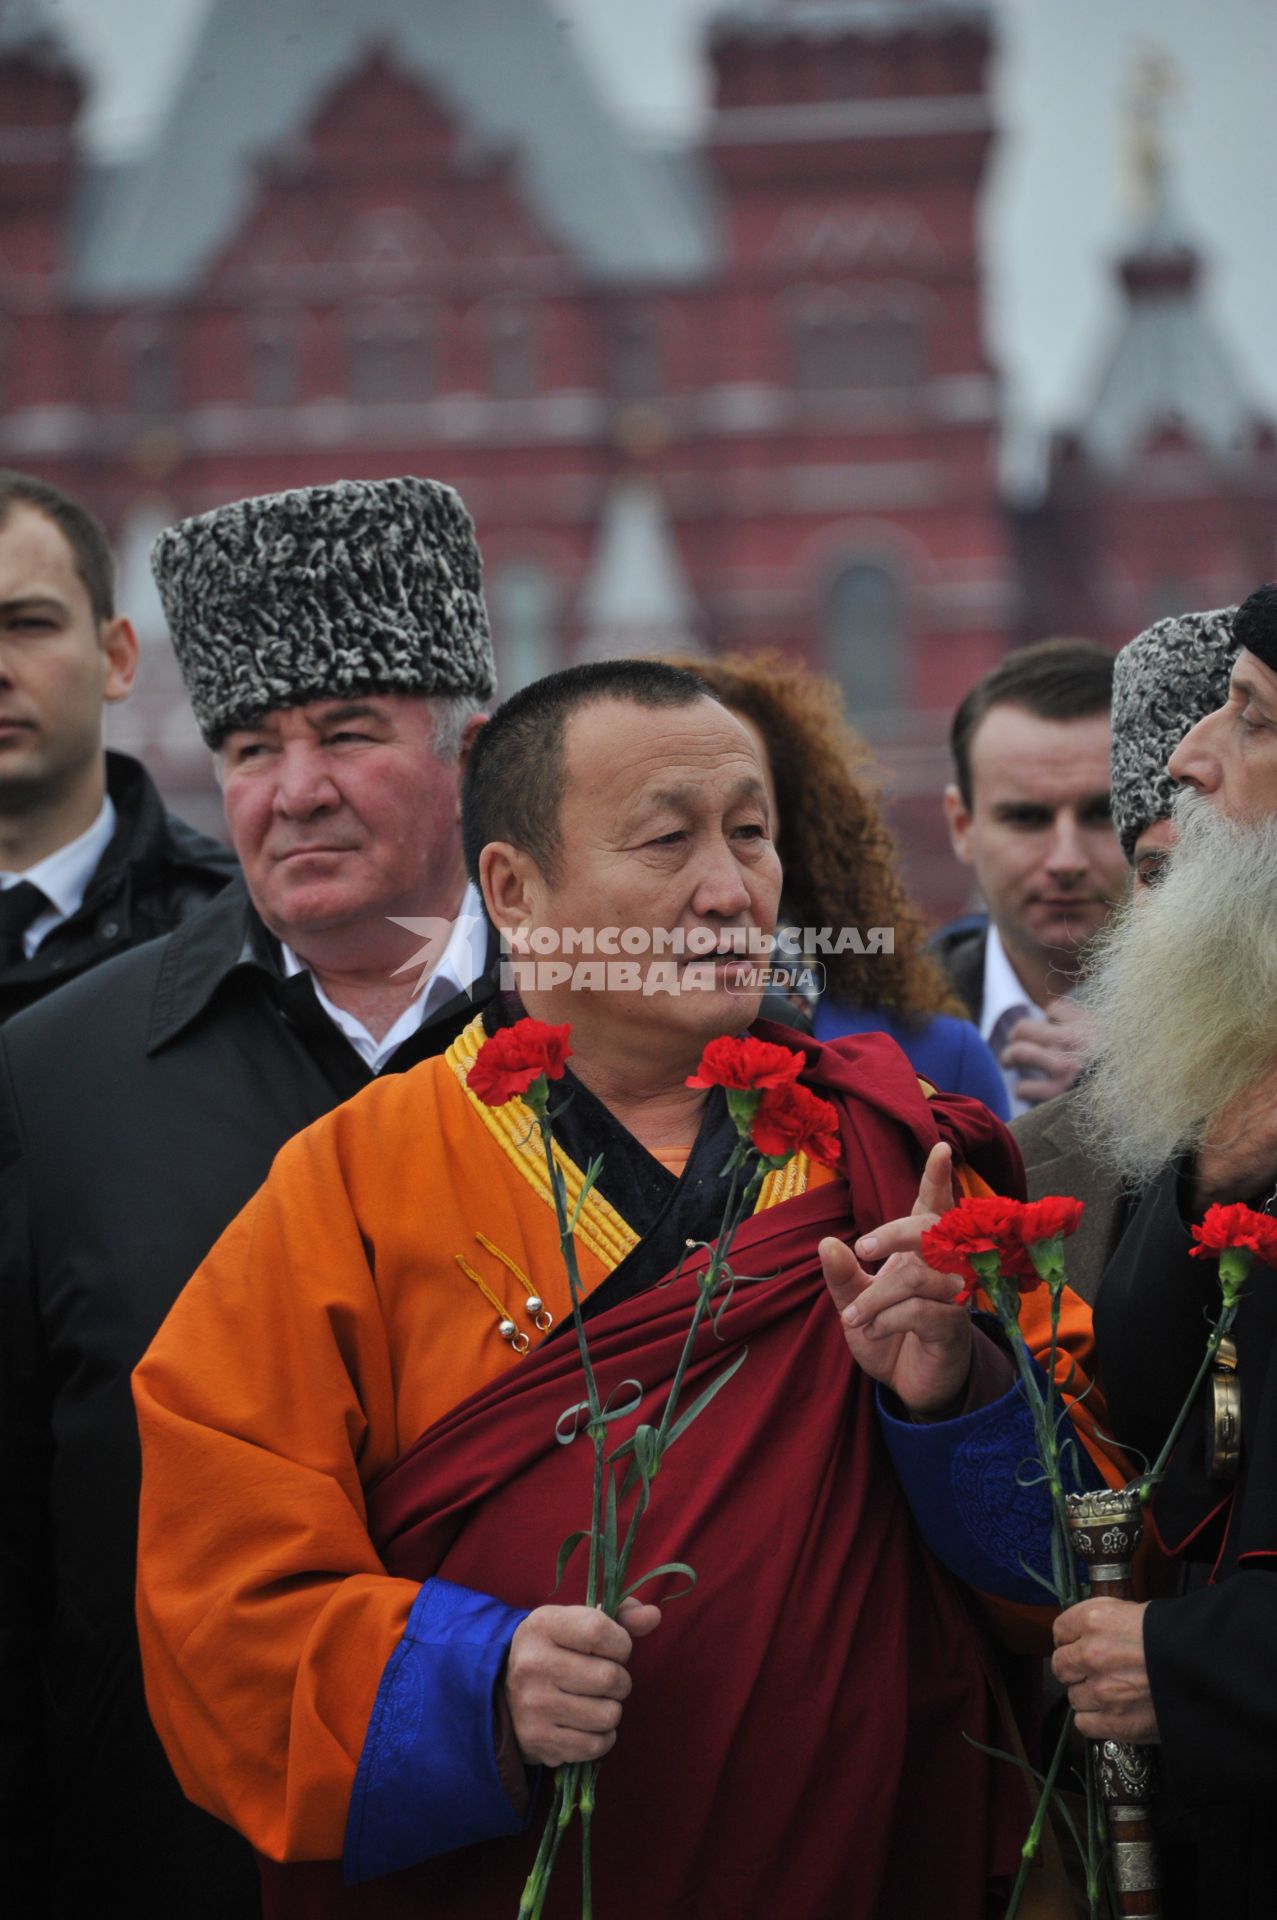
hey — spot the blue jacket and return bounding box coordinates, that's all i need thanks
[812,998,1010,1120]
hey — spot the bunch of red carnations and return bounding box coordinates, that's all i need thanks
[922,1189,1277,1919]
[467,1021,839,1920]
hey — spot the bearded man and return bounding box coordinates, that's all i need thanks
[1054,580,1277,1920]
[1012,604,1238,1303]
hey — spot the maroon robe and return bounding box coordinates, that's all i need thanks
[261,1036,1030,1918]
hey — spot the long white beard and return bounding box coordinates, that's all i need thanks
[1076,790,1277,1188]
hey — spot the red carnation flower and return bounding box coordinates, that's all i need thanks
[750,1080,841,1169]
[1017,1196,1085,1246]
[467,1018,572,1107]
[1190,1202,1277,1269]
[922,1196,1040,1301]
[686,1033,805,1093]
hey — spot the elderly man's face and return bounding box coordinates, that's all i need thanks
[502,695,782,1061]
[219,692,467,948]
[1168,649,1277,822]
[945,705,1125,974]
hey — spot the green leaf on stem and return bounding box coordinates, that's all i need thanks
[631,1422,661,1486]
[1016,1555,1067,1602]
[555,1398,592,1445]
[553,1530,591,1592]
[664,1347,750,1448]
[619,1561,698,1604]
[565,1153,606,1236]
[598,1379,644,1424]
[602,1471,619,1592]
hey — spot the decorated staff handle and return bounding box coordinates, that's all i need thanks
[1065,1489,1163,1920]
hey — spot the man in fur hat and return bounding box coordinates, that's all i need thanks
[1054,580,1277,1920]
[0,478,498,1919]
[1012,604,1239,1304]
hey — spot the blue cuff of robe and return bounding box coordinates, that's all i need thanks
[878,1368,1104,1605]
[344,1577,534,1883]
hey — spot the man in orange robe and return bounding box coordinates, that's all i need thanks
[135,662,1113,1918]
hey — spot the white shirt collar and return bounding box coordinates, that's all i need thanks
[0,796,117,956]
[280,881,489,1073]
[979,924,1043,1043]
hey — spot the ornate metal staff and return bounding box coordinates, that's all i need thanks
[1065,1488,1163,1920]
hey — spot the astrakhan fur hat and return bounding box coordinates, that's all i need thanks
[152,476,496,744]
[1110,605,1237,860]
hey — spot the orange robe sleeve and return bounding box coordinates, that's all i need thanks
[956,1160,1131,1491]
[133,1116,424,1862]
[133,1037,616,1866]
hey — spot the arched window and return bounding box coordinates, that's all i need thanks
[130,326,180,414]
[247,323,299,408]
[489,562,560,694]
[824,561,906,727]
[609,308,662,402]
[791,297,926,392]
[345,308,433,403]
[485,305,537,401]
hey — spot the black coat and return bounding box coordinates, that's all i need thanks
[0,880,498,1918]
[1097,1165,1277,1920]
[0,751,238,1024]
[929,912,987,1024]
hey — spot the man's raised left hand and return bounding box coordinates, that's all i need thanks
[819,1142,973,1418]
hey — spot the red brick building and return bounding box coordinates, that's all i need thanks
[0,0,1271,910]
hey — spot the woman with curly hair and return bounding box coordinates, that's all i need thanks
[671,650,1008,1116]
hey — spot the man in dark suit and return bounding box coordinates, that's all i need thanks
[935,639,1124,1116]
[0,471,234,1021]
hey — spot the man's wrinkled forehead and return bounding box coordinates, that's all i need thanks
[1229,648,1277,712]
[560,695,767,818]
[220,689,437,744]
[615,772,770,837]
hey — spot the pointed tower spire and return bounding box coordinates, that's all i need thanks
[1075,48,1264,471]
[577,480,699,660]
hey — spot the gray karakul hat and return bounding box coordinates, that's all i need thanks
[152,476,497,744]
[1110,605,1237,861]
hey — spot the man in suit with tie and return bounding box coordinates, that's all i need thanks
[0,471,234,1020]
[934,639,1126,1116]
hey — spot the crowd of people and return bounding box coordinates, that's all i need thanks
[0,465,1270,1919]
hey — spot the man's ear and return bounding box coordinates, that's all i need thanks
[457,711,486,770]
[452,713,487,824]
[101,617,140,704]
[480,841,541,936]
[943,783,974,865]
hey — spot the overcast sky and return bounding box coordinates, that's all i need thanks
[36,0,1277,431]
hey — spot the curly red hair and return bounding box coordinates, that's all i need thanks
[666,651,963,1019]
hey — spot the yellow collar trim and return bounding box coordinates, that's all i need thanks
[446,1016,640,1272]
[754,1152,811,1210]
[447,1014,813,1255]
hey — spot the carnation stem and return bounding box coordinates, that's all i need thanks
[522,1105,767,1918]
[1004,1706,1074,1920]
[607,1155,759,1608]
[579,1764,597,1920]
[986,1269,1080,1608]
[1137,1300,1238,1503]
[518,1769,569,1920]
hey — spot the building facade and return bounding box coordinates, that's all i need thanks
[0,0,1271,911]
